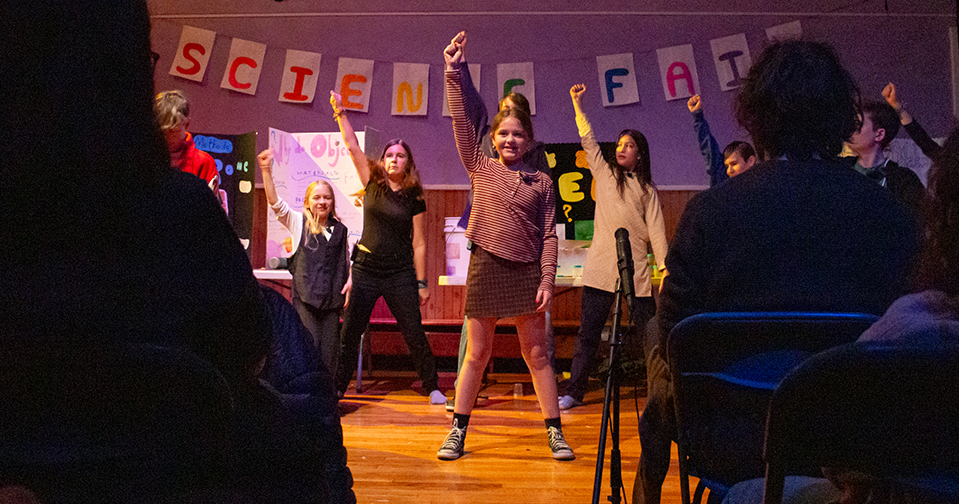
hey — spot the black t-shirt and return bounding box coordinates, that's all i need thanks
[356,179,426,270]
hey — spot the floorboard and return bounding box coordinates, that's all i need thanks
[340,372,705,504]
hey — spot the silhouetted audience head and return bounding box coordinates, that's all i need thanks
[0,0,173,337]
[735,40,861,161]
[917,128,959,296]
[1,0,168,250]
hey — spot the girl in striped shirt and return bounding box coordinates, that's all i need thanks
[436,31,573,462]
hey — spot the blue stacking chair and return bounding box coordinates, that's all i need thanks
[666,312,879,504]
[762,342,959,504]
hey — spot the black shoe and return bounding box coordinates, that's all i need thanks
[437,420,466,460]
[547,426,574,460]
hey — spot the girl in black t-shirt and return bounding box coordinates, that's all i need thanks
[329,91,443,404]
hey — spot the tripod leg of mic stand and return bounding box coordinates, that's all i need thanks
[592,344,613,504]
[610,373,622,504]
[593,287,625,504]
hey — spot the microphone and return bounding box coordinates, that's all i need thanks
[614,228,635,301]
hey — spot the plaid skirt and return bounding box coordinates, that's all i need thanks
[464,245,540,319]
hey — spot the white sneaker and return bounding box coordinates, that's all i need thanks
[437,420,466,460]
[558,395,583,410]
[547,426,575,460]
[429,389,446,405]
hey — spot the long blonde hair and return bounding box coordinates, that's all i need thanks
[303,180,337,235]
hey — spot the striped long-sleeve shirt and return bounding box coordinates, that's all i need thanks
[446,67,557,293]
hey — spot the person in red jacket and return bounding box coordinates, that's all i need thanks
[155,90,224,210]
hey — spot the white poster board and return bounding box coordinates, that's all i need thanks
[266,128,365,263]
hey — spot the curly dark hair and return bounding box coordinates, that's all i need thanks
[917,128,959,296]
[735,40,861,161]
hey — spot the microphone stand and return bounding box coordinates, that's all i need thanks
[592,278,628,504]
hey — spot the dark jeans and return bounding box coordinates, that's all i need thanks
[633,315,675,504]
[564,286,655,401]
[293,298,341,380]
[335,264,438,394]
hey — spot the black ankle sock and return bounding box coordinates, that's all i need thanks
[544,417,562,430]
[453,413,470,430]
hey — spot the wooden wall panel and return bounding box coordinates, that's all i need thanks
[658,190,699,243]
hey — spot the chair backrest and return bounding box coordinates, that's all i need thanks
[0,341,236,499]
[762,342,959,504]
[667,312,879,491]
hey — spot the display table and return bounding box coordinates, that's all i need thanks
[439,275,583,287]
[253,269,292,281]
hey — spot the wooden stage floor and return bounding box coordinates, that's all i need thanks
[339,372,702,504]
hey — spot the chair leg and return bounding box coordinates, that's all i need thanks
[762,463,785,504]
[677,441,692,504]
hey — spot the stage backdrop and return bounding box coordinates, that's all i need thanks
[265,128,365,264]
[194,131,257,255]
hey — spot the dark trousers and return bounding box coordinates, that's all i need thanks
[633,315,675,504]
[293,298,341,381]
[564,286,655,401]
[335,265,438,394]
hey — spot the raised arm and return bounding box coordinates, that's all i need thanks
[460,63,490,151]
[444,31,485,173]
[882,83,941,159]
[570,84,607,174]
[256,147,300,238]
[688,95,728,187]
[257,148,280,206]
[330,91,371,186]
